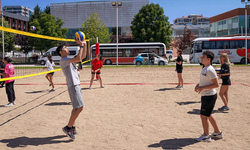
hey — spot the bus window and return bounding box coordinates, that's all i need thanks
[230,41,236,49]
[202,41,210,49]
[223,41,229,49]
[216,41,223,49]
[209,41,216,49]
[195,43,202,52]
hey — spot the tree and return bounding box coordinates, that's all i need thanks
[14,35,33,54]
[29,13,68,54]
[44,5,50,14]
[0,20,15,52]
[29,4,42,23]
[131,3,172,47]
[170,28,195,51]
[81,13,111,46]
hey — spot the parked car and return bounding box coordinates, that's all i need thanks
[133,53,168,66]
[165,50,173,60]
[38,46,80,65]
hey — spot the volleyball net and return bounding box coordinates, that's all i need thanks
[0,26,91,82]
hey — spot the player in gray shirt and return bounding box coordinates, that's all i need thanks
[56,38,86,140]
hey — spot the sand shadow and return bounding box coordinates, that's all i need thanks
[81,88,90,90]
[148,138,198,149]
[187,109,228,115]
[0,135,73,148]
[175,101,201,105]
[45,102,71,106]
[155,88,179,91]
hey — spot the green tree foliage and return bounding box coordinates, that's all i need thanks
[44,5,50,14]
[29,13,68,54]
[0,20,15,52]
[29,4,42,23]
[81,13,111,46]
[131,3,172,47]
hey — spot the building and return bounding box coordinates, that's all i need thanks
[50,0,149,39]
[1,12,29,31]
[171,14,210,38]
[210,8,248,37]
[2,5,34,17]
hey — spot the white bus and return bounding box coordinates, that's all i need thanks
[91,42,167,65]
[189,36,250,64]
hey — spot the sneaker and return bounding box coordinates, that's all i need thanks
[89,86,92,89]
[5,102,13,107]
[179,86,185,90]
[210,132,223,139]
[50,88,55,92]
[62,126,75,139]
[100,85,104,88]
[176,85,180,88]
[12,101,16,105]
[72,126,78,135]
[195,134,211,142]
[218,106,229,111]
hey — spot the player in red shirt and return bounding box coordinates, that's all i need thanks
[89,54,104,89]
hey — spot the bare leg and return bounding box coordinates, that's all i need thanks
[208,114,220,133]
[178,73,183,86]
[200,115,209,136]
[67,107,83,127]
[177,73,180,86]
[45,74,50,83]
[97,74,102,87]
[49,75,55,89]
[90,74,95,87]
[219,85,229,107]
[224,86,229,105]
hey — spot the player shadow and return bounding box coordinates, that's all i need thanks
[45,102,71,106]
[81,88,90,90]
[155,88,180,91]
[148,138,198,149]
[187,109,228,115]
[0,135,73,148]
[25,90,49,94]
[175,101,201,105]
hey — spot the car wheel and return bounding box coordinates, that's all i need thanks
[105,59,112,65]
[40,60,45,65]
[169,55,172,60]
[240,58,249,64]
[158,61,165,65]
[136,61,142,66]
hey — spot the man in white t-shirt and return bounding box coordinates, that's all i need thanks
[56,38,86,140]
[194,50,223,142]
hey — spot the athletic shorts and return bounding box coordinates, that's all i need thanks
[176,68,183,73]
[48,72,54,76]
[68,85,84,109]
[92,71,101,75]
[222,78,231,85]
[200,93,217,117]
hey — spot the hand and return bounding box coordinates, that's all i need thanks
[75,37,86,46]
[195,86,203,94]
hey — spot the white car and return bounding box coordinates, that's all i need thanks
[165,50,173,60]
[133,53,168,65]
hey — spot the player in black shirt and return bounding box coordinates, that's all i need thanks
[174,50,184,89]
[0,57,6,87]
[218,53,231,111]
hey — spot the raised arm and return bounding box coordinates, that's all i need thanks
[70,38,87,63]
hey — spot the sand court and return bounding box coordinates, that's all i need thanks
[0,66,249,149]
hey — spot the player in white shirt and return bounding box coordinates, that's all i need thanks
[43,54,55,91]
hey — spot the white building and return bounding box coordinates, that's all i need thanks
[2,5,34,17]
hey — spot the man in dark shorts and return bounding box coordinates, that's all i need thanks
[56,38,87,140]
[194,50,223,142]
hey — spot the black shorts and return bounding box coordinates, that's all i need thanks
[176,68,183,73]
[200,94,217,117]
[91,72,101,75]
[222,78,231,85]
[48,72,54,76]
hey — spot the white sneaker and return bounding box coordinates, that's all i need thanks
[179,86,185,90]
[100,85,104,88]
[195,134,211,142]
[12,101,16,105]
[5,102,13,107]
[210,132,223,139]
[176,85,180,88]
[89,86,92,89]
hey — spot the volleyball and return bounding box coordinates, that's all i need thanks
[215,68,221,75]
[30,26,36,31]
[75,31,85,42]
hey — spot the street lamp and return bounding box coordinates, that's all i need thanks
[241,0,250,65]
[1,12,4,58]
[112,1,122,66]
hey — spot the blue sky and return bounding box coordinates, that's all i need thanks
[1,0,245,23]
